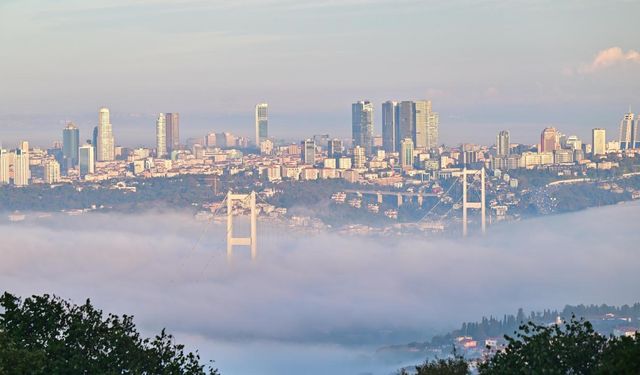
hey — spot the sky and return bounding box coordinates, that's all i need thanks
[1,201,640,374]
[1,0,639,147]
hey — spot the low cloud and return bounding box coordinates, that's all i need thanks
[1,203,639,374]
[578,47,640,74]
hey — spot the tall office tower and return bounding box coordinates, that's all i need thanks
[79,144,95,177]
[414,100,431,148]
[13,148,30,186]
[255,103,268,146]
[382,101,399,152]
[400,138,414,170]
[44,160,61,184]
[397,101,415,151]
[0,149,9,184]
[592,128,607,155]
[352,145,366,169]
[426,105,439,149]
[97,107,115,161]
[156,113,167,158]
[165,113,180,153]
[302,139,315,165]
[496,130,510,156]
[540,127,558,152]
[352,101,374,155]
[328,138,343,158]
[619,112,637,149]
[62,122,79,169]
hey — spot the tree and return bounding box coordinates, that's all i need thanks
[479,316,607,374]
[398,356,468,375]
[597,334,640,374]
[0,292,219,375]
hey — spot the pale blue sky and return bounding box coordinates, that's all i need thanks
[0,0,639,147]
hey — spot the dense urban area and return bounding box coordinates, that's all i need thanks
[2,103,640,236]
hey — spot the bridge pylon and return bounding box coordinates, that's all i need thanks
[226,191,257,261]
[462,168,486,237]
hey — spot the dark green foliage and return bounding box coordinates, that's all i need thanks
[399,355,469,375]
[0,292,219,375]
[597,334,640,374]
[479,316,606,374]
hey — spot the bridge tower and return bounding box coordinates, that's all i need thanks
[462,168,486,237]
[226,191,257,261]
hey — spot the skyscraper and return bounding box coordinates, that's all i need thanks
[62,122,79,169]
[397,101,415,152]
[619,112,637,150]
[496,130,510,157]
[0,149,9,184]
[352,101,374,155]
[400,138,414,170]
[426,106,439,149]
[165,113,180,153]
[13,148,29,186]
[414,100,431,148]
[97,107,115,161]
[79,144,95,177]
[592,128,607,155]
[255,103,268,146]
[382,101,399,152]
[540,127,558,152]
[328,138,343,158]
[156,113,167,158]
[302,139,315,165]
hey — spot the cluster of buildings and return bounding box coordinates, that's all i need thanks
[0,102,638,189]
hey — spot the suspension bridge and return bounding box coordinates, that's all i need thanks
[196,168,488,262]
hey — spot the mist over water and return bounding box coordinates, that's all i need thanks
[1,202,639,375]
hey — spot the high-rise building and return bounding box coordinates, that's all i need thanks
[97,107,115,161]
[414,100,431,148]
[44,159,61,184]
[400,138,414,170]
[0,149,9,184]
[397,101,415,152]
[352,101,374,155]
[426,107,439,149]
[496,130,510,157]
[79,144,95,177]
[540,127,558,152]
[62,122,79,169]
[255,103,268,146]
[565,135,582,150]
[382,101,399,152]
[13,148,30,186]
[328,138,343,158]
[302,139,315,165]
[592,128,607,155]
[156,113,167,158]
[353,145,366,169]
[165,113,180,153]
[619,112,637,149]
